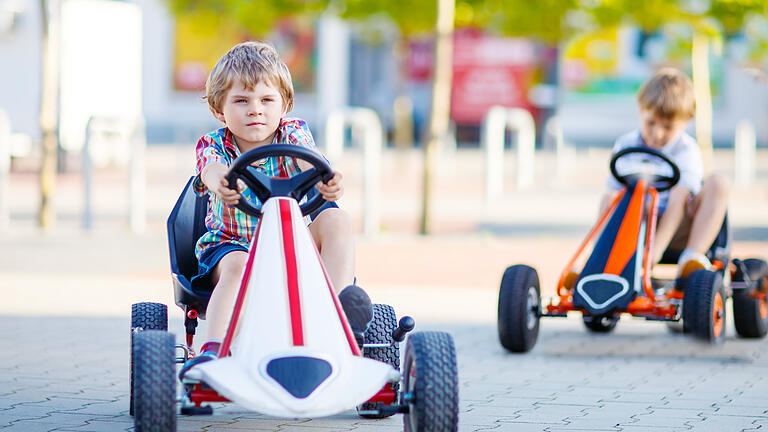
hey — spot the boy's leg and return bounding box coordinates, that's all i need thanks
[180,250,247,378]
[206,250,249,341]
[308,207,355,292]
[678,173,730,276]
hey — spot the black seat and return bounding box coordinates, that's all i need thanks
[167,176,213,317]
[658,214,731,267]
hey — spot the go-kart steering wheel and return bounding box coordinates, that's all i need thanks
[609,146,680,192]
[225,144,335,217]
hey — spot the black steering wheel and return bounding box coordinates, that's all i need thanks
[225,144,334,217]
[609,146,680,192]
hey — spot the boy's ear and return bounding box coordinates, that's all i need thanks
[212,109,226,124]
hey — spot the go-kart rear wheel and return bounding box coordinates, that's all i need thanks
[357,303,400,419]
[497,265,541,352]
[583,313,619,333]
[732,258,768,338]
[133,330,176,432]
[402,331,458,432]
[682,269,726,343]
[130,302,168,416]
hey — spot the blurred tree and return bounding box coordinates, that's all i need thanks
[39,0,59,230]
[581,0,767,170]
[165,0,328,36]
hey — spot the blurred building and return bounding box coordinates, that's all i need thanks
[0,0,766,157]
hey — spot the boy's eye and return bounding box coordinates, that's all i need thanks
[262,98,273,103]
[234,98,247,103]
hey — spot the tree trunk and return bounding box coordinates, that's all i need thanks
[39,0,59,230]
[692,32,713,173]
[419,0,454,235]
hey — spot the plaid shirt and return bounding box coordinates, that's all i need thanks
[193,118,319,259]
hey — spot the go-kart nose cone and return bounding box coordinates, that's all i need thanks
[266,356,333,399]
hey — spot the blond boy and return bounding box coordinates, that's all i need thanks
[600,67,730,277]
[180,41,372,377]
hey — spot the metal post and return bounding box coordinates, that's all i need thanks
[82,115,145,233]
[129,117,146,234]
[734,120,756,186]
[323,107,382,237]
[0,110,10,231]
[482,106,536,202]
[545,115,569,182]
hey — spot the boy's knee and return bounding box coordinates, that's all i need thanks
[703,173,730,199]
[218,251,248,275]
[314,208,353,239]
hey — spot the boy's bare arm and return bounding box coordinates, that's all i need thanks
[651,185,690,262]
[202,162,243,206]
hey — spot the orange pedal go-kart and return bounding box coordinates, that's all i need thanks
[497,146,768,352]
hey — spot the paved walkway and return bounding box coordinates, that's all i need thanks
[1,146,767,431]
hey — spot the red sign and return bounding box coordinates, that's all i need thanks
[451,30,537,125]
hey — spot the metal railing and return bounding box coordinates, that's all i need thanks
[324,107,382,237]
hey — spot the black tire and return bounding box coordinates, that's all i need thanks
[133,330,177,432]
[732,259,768,338]
[682,269,726,343]
[357,304,400,418]
[402,332,459,432]
[130,302,168,416]
[583,313,619,333]
[497,265,541,352]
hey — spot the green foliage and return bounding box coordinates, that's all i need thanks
[164,0,328,36]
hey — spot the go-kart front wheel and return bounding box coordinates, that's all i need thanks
[497,265,541,352]
[133,330,177,432]
[357,303,400,419]
[732,259,768,338]
[402,331,458,432]
[682,269,726,343]
[130,302,168,416]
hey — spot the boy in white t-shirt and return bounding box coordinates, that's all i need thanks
[599,67,730,278]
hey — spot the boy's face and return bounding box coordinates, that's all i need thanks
[214,79,287,150]
[639,109,690,149]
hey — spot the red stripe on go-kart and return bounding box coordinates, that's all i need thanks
[306,223,362,356]
[279,199,304,346]
[604,179,646,275]
[220,217,263,357]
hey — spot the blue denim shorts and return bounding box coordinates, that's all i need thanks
[190,200,339,292]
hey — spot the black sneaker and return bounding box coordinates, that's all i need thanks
[339,285,373,347]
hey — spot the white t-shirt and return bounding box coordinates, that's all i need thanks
[605,130,703,208]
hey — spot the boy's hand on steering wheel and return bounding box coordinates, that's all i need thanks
[212,174,245,206]
[316,171,344,202]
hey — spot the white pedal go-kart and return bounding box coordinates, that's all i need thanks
[129,144,459,431]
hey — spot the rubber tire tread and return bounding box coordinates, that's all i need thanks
[133,330,176,432]
[583,314,619,333]
[732,259,768,338]
[497,265,540,352]
[403,331,459,432]
[130,302,168,416]
[358,303,400,418]
[682,269,726,342]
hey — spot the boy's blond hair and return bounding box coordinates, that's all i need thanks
[205,41,294,114]
[637,67,695,121]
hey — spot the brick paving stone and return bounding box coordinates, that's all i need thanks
[3,148,768,431]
